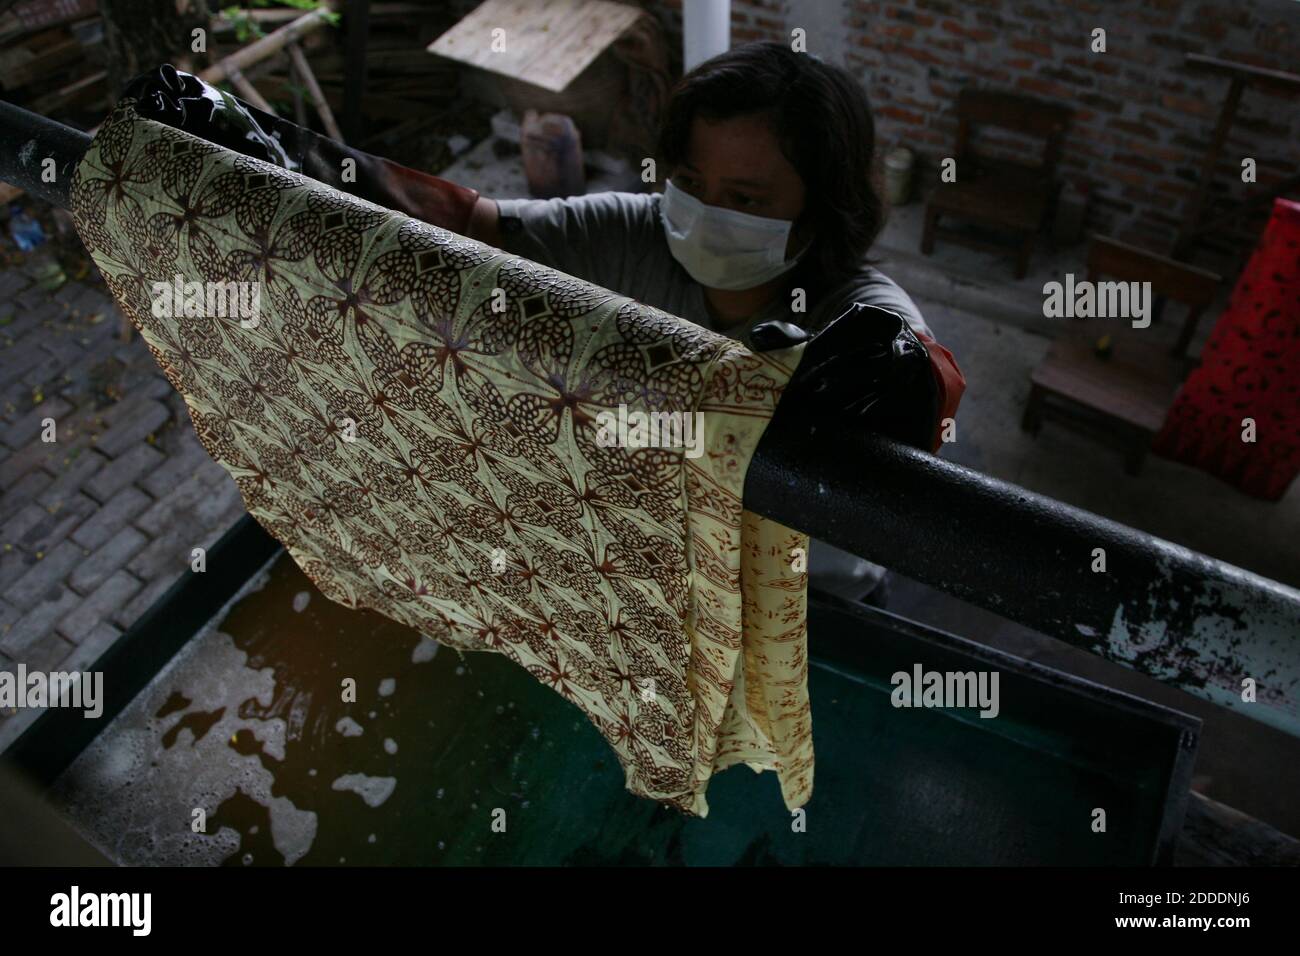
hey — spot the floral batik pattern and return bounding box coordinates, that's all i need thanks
[71,101,813,816]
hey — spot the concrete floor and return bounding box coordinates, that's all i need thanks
[0,263,248,753]
[444,129,1300,839]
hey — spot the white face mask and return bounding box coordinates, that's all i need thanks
[659,178,809,290]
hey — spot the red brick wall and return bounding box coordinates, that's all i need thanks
[641,0,1300,268]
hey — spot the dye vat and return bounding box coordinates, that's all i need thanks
[39,542,1197,866]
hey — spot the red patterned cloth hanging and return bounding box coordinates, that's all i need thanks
[1153,197,1300,501]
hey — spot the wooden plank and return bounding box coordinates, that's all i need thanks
[227,69,276,115]
[536,1,640,91]
[0,30,98,90]
[957,87,1072,138]
[0,0,97,43]
[287,40,344,142]
[1087,235,1221,304]
[439,0,555,83]
[1175,76,1244,258]
[1185,52,1300,91]
[1032,331,1181,433]
[428,0,642,93]
[260,70,419,131]
[29,68,106,115]
[287,51,307,127]
[214,2,425,32]
[199,4,336,87]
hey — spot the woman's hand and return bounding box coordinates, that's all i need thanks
[752,304,943,452]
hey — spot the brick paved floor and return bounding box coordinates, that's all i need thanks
[0,259,246,750]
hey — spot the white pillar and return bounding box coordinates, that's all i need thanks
[791,0,850,65]
[683,0,730,73]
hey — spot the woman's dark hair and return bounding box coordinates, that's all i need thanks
[656,41,886,298]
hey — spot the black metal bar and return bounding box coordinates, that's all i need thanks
[748,424,1300,738]
[0,100,89,209]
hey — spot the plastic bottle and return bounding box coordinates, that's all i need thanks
[8,204,46,251]
[883,147,915,206]
[7,205,67,290]
[520,110,585,199]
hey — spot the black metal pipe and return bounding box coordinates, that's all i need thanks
[748,422,1300,738]
[0,100,89,210]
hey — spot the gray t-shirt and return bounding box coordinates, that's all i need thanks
[495,189,913,601]
[494,190,932,344]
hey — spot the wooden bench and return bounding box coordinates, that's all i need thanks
[1022,236,1221,474]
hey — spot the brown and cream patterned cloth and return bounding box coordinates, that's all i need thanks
[70,101,813,816]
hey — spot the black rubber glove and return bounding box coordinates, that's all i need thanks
[124,63,293,168]
[750,304,939,451]
[119,64,481,232]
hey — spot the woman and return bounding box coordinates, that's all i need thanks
[468,41,936,345]
[466,41,964,604]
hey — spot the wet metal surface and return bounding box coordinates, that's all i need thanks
[749,429,1300,739]
[0,101,86,208]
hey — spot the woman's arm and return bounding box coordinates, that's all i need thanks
[460,192,655,293]
[465,196,502,248]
